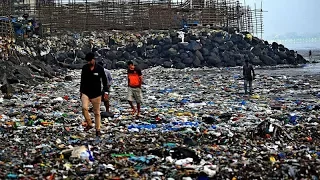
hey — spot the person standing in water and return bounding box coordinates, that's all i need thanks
[309,50,312,61]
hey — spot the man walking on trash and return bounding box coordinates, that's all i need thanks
[80,52,109,137]
[243,59,255,95]
[127,61,143,117]
[98,62,113,113]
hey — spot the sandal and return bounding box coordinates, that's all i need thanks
[84,125,93,131]
[130,109,136,115]
[96,130,101,137]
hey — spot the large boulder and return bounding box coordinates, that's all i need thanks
[162,44,172,51]
[64,58,74,64]
[115,61,127,69]
[178,42,188,50]
[81,45,92,54]
[42,54,56,65]
[200,48,210,56]
[65,63,84,70]
[172,37,181,44]
[76,50,86,59]
[260,55,277,66]
[225,60,236,67]
[195,50,204,61]
[200,38,211,47]
[106,51,117,60]
[67,51,75,59]
[149,58,160,65]
[213,36,225,44]
[186,40,202,51]
[137,63,149,70]
[163,37,172,45]
[168,48,178,57]
[225,41,234,48]
[273,55,281,64]
[173,62,186,69]
[105,60,113,70]
[57,52,68,62]
[33,62,54,78]
[212,47,219,54]
[230,34,244,44]
[251,46,262,56]
[266,48,276,58]
[190,35,198,41]
[155,45,162,53]
[277,51,287,60]
[182,57,193,65]
[115,51,123,59]
[155,58,165,66]
[13,66,34,84]
[206,54,221,66]
[180,52,189,60]
[172,57,182,64]
[126,44,137,52]
[1,74,13,98]
[272,42,279,50]
[251,56,263,65]
[163,61,173,68]
[171,44,179,51]
[193,57,201,67]
[135,57,144,65]
[286,56,296,64]
[187,51,195,59]
[145,49,156,58]
[131,51,139,58]
[278,44,286,52]
[296,54,307,64]
[251,37,261,46]
[218,44,228,52]
[222,51,234,63]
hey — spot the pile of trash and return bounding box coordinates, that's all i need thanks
[0,65,319,179]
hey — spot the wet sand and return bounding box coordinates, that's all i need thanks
[257,63,320,77]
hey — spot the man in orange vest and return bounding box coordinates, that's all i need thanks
[127,61,143,117]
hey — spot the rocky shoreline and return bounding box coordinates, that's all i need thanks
[0,29,309,96]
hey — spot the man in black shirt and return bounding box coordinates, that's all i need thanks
[243,59,255,95]
[80,52,109,137]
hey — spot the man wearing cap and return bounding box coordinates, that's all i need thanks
[243,59,255,95]
[80,52,109,137]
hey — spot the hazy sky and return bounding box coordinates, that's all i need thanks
[244,0,319,39]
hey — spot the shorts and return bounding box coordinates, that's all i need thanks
[127,87,143,103]
[244,76,253,81]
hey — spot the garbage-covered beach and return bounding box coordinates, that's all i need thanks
[0,29,320,179]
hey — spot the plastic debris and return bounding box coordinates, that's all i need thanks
[0,63,319,179]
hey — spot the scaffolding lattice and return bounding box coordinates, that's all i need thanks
[0,0,265,37]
